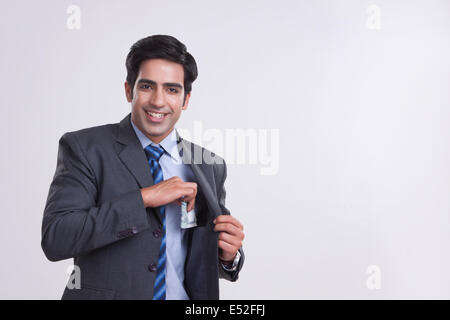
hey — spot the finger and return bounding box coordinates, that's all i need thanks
[180,191,196,203]
[214,215,243,230]
[175,191,191,204]
[176,187,196,200]
[214,223,245,239]
[218,231,243,248]
[167,176,183,183]
[187,198,195,212]
[183,182,197,190]
[218,240,239,256]
[178,181,197,194]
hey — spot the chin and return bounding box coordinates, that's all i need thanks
[144,125,170,138]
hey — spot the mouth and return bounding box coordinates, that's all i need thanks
[144,110,169,123]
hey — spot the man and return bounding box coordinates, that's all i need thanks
[41,35,245,300]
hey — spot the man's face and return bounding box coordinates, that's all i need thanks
[125,58,190,144]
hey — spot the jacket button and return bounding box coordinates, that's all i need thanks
[131,227,138,234]
[153,229,161,238]
[148,263,157,272]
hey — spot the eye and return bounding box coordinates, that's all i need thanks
[140,84,152,90]
[168,87,179,94]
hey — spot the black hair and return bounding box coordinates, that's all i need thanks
[125,35,198,103]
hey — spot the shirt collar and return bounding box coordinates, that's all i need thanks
[130,118,180,161]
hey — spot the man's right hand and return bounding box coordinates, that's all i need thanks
[140,176,197,212]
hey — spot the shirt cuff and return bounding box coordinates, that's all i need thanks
[221,250,241,272]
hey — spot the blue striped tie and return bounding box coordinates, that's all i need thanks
[144,144,166,300]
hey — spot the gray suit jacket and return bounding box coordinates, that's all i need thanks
[41,113,244,300]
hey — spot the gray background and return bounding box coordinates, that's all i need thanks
[0,0,449,299]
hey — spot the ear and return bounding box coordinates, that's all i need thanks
[182,92,191,110]
[124,81,133,102]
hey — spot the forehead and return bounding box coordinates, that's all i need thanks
[137,58,184,84]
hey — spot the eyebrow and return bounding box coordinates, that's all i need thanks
[137,78,183,89]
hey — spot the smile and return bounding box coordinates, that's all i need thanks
[145,110,168,122]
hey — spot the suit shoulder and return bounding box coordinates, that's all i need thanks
[62,122,118,146]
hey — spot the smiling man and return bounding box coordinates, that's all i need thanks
[41,35,245,300]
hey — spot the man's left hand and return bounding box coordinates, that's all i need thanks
[213,215,245,263]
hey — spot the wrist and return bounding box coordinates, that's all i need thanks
[220,251,241,271]
[141,188,154,208]
[219,255,236,266]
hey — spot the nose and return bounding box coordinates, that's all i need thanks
[149,87,165,108]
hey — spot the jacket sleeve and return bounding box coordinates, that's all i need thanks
[216,160,245,281]
[41,132,150,262]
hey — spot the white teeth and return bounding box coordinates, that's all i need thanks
[147,111,165,118]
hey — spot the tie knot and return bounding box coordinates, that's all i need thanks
[145,144,165,161]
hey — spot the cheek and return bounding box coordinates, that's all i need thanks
[168,98,184,111]
[169,95,184,105]
[133,89,149,101]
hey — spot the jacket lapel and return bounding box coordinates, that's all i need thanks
[175,130,222,223]
[115,113,154,188]
[114,114,162,224]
